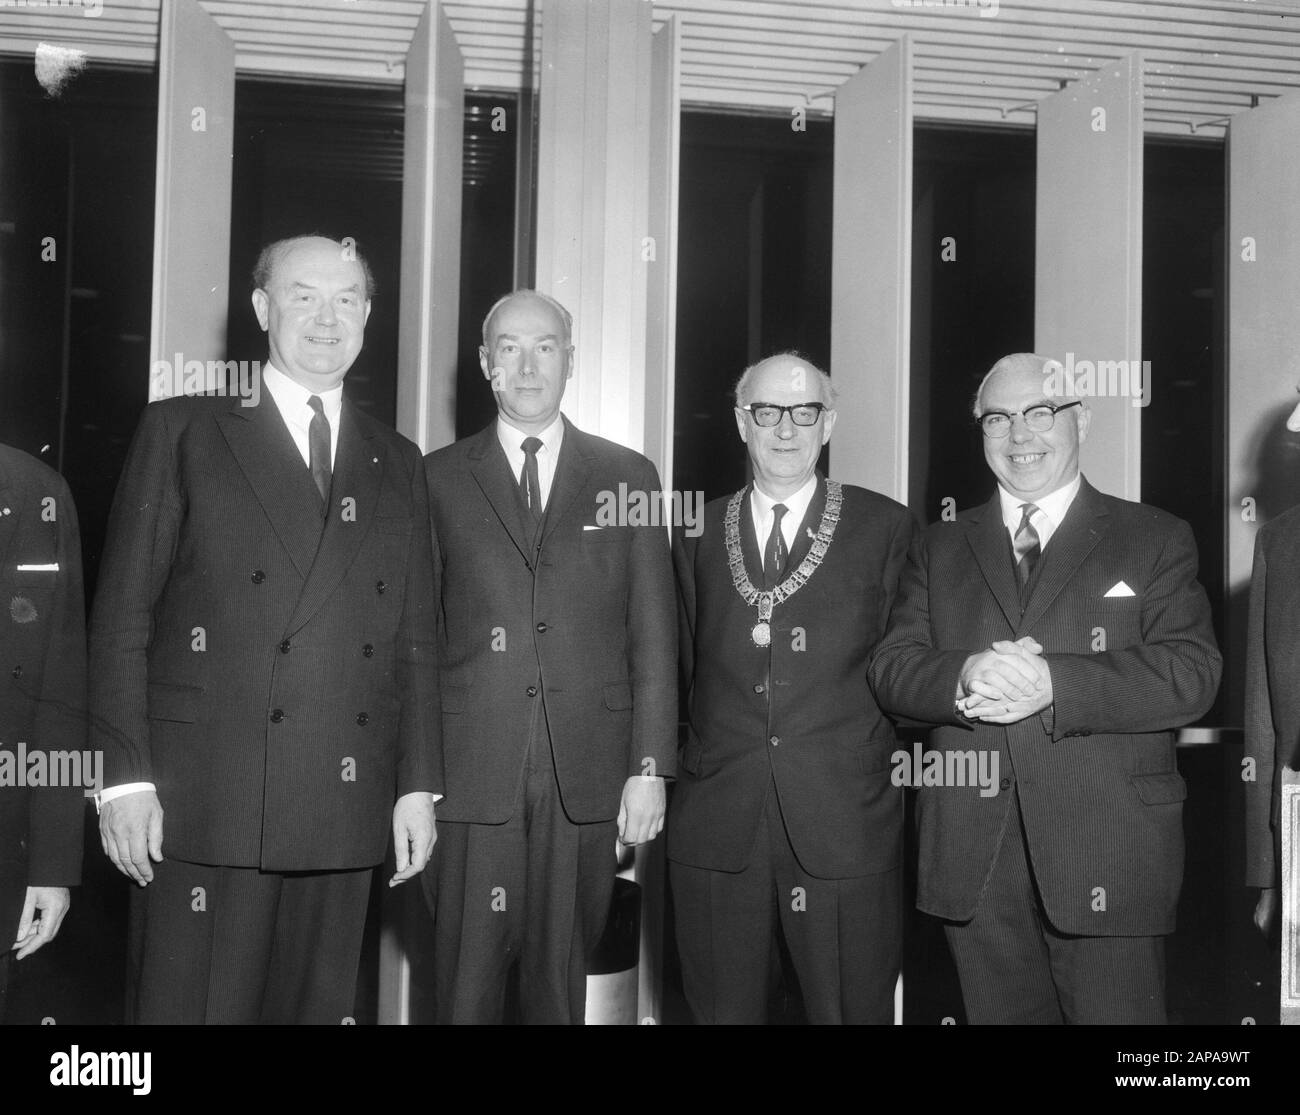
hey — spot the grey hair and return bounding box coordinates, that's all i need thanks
[733,351,838,409]
[970,352,1068,417]
[251,235,377,300]
[481,289,574,350]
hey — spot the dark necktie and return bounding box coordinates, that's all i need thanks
[1013,502,1041,595]
[307,395,331,510]
[764,503,789,590]
[521,436,544,522]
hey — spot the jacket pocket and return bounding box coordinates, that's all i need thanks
[440,684,468,715]
[858,737,894,775]
[1130,770,1186,805]
[603,682,633,711]
[147,682,204,724]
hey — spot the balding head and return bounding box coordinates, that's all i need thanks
[975,351,1089,503]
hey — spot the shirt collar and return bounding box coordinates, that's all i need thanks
[751,473,818,526]
[262,363,344,424]
[496,414,566,457]
[997,472,1082,531]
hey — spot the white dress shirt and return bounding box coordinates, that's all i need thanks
[750,475,818,575]
[996,472,1082,553]
[496,414,565,510]
[261,362,343,468]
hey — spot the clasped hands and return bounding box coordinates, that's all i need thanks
[956,636,1053,726]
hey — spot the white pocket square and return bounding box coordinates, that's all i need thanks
[583,525,603,531]
[1104,580,1135,598]
[16,563,58,572]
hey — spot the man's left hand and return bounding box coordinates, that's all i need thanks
[617,776,666,846]
[390,792,437,887]
[12,886,70,959]
[961,638,1053,724]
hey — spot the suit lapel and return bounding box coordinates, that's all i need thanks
[1018,479,1108,632]
[539,417,595,552]
[468,423,535,564]
[784,474,826,573]
[284,398,382,636]
[217,395,324,580]
[738,484,764,588]
[965,494,1022,631]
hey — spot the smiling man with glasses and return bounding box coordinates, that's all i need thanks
[668,351,916,1024]
[870,351,1221,1025]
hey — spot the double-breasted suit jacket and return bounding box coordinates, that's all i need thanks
[88,393,439,872]
[869,479,1221,936]
[0,445,86,941]
[424,417,677,824]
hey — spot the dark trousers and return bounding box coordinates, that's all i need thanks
[423,718,618,1025]
[127,858,374,1024]
[943,791,1166,1024]
[671,780,901,1025]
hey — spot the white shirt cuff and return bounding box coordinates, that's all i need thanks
[94,782,156,813]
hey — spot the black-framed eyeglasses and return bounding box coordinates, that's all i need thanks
[977,400,1081,438]
[741,402,828,427]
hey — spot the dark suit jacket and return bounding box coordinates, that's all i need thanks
[424,417,677,824]
[88,393,438,872]
[869,478,1221,936]
[668,476,915,880]
[0,445,86,940]
[1244,506,1300,889]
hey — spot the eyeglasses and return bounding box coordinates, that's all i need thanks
[741,402,828,427]
[977,400,1081,438]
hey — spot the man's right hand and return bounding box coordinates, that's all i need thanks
[99,791,164,886]
[958,641,1049,706]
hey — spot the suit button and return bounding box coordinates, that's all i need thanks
[535,622,548,633]
[279,640,291,654]
[769,735,780,747]
[376,580,387,594]
[753,684,765,694]
[251,570,265,584]
[270,708,285,723]
[526,686,537,697]
[1000,777,1011,791]
[356,712,369,726]
[362,644,374,657]
[10,666,20,679]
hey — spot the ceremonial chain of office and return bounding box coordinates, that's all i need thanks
[725,478,844,647]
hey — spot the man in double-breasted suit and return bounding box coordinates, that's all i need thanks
[869,353,1221,1024]
[90,235,438,1024]
[668,352,915,1024]
[0,444,86,1020]
[423,290,676,1024]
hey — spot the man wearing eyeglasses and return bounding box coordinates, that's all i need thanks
[870,352,1220,1024]
[668,351,916,1023]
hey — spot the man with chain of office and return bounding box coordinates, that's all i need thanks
[667,351,916,1024]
